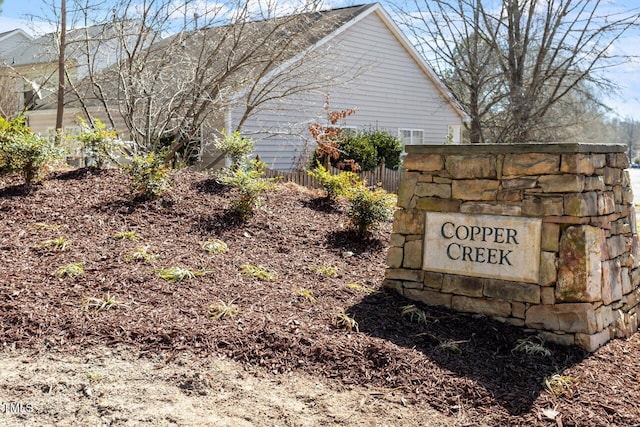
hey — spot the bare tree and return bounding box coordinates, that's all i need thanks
[612,117,640,162]
[0,71,20,119]
[394,0,640,143]
[54,0,355,162]
[55,0,66,142]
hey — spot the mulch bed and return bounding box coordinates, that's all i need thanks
[1,167,639,426]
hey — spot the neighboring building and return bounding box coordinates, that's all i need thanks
[0,29,33,63]
[228,3,466,171]
[0,21,147,136]
[2,3,466,171]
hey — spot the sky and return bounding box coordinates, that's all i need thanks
[0,0,639,122]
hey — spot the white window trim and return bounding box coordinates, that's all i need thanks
[398,128,424,145]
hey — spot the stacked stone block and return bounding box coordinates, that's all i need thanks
[385,143,640,351]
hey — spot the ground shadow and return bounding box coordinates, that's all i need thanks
[347,289,588,416]
[91,194,175,215]
[301,196,343,213]
[0,184,34,198]
[193,178,231,196]
[191,210,248,235]
[52,167,108,181]
[325,229,386,255]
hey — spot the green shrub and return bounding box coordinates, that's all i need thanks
[307,163,361,202]
[0,119,60,185]
[346,185,396,236]
[123,151,171,199]
[367,130,403,170]
[214,130,255,169]
[311,129,402,172]
[218,159,276,218]
[337,133,378,171]
[77,118,118,168]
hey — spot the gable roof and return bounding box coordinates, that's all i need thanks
[2,21,141,67]
[0,28,32,42]
[257,3,467,121]
[0,28,34,64]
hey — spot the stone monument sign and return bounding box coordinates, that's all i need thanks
[385,143,640,351]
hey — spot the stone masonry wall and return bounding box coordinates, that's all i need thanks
[384,143,640,352]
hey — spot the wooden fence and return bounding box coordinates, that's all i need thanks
[264,162,402,193]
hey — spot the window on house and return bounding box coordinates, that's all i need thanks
[399,129,424,146]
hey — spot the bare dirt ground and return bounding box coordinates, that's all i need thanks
[0,344,452,426]
[1,167,639,426]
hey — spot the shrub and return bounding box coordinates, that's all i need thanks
[0,120,60,185]
[77,118,118,168]
[214,130,255,169]
[307,163,361,203]
[367,129,403,170]
[346,185,396,236]
[123,151,171,199]
[218,159,276,218]
[311,129,403,172]
[336,133,378,171]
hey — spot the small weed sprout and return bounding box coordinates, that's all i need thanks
[240,264,276,281]
[346,282,377,294]
[113,230,141,240]
[38,237,70,252]
[85,371,107,383]
[84,293,126,313]
[401,304,429,324]
[308,265,338,277]
[201,239,228,254]
[55,262,85,279]
[334,311,359,333]
[34,222,62,231]
[156,267,205,283]
[437,340,467,354]
[544,374,579,397]
[512,336,551,357]
[294,288,317,303]
[124,245,158,263]
[208,300,239,320]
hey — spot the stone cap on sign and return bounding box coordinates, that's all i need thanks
[405,143,628,155]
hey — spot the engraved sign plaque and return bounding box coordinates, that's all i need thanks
[423,212,542,283]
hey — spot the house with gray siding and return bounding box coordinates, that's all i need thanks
[225,3,466,171]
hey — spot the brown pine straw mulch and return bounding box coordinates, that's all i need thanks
[1,167,639,426]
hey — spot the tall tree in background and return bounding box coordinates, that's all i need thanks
[55,0,352,163]
[394,0,640,143]
[55,0,66,141]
